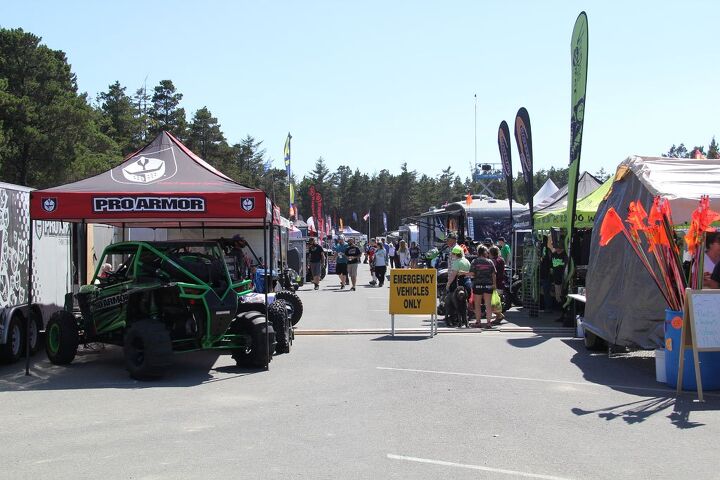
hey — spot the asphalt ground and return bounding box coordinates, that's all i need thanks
[1,267,718,479]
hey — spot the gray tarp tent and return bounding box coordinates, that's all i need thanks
[514,172,601,229]
[585,156,720,348]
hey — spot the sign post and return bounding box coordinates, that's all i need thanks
[677,288,720,402]
[388,269,438,337]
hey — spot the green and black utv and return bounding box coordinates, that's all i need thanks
[45,241,292,379]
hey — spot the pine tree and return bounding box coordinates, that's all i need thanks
[187,106,226,160]
[98,81,141,155]
[148,80,187,139]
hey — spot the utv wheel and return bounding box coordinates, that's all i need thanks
[275,290,303,326]
[123,321,173,380]
[45,311,79,365]
[231,311,275,368]
[583,329,608,352]
[0,314,24,363]
[269,299,291,354]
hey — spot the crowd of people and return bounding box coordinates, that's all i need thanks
[305,231,515,329]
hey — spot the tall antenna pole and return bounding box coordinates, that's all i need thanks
[474,94,478,169]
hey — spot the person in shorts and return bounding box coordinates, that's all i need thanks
[307,237,325,290]
[334,235,349,289]
[470,245,496,328]
[489,245,506,323]
[345,237,362,291]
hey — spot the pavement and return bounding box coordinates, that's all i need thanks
[295,266,571,335]
[1,266,719,479]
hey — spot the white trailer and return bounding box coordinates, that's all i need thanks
[0,182,73,363]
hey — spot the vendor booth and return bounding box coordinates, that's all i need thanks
[27,131,280,371]
[585,156,720,349]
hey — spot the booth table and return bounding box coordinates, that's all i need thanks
[567,293,586,336]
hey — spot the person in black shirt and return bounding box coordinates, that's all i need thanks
[345,237,362,291]
[470,245,496,328]
[551,243,568,313]
[707,260,720,288]
[307,237,325,290]
[539,235,552,311]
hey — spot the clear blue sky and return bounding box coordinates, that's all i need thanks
[3,1,719,182]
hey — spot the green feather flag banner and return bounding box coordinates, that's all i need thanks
[565,12,588,274]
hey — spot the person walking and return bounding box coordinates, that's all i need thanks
[489,245,506,323]
[367,239,377,286]
[387,240,396,268]
[334,235,349,289]
[373,240,388,287]
[397,240,410,268]
[409,241,421,268]
[345,237,362,290]
[307,237,325,290]
[470,245,497,328]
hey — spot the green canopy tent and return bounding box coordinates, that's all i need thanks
[534,177,612,229]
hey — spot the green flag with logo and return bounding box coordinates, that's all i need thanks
[565,12,588,275]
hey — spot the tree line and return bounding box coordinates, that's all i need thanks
[0,28,716,235]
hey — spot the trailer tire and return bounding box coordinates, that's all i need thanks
[0,314,25,364]
[45,311,79,365]
[28,308,42,354]
[275,290,303,326]
[583,329,608,352]
[232,311,275,368]
[123,321,173,380]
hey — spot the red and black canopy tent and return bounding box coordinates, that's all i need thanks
[25,131,277,373]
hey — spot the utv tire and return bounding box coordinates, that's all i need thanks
[269,299,291,354]
[583,329,608,352]
[232,311,275,368]
[0,314,24,363]
[123,321,173,380]
[275,290,303,326]
[45,311,79,365]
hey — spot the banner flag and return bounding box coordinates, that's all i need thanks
[383,212,388,232]
[363,211,370,222]
[352,211,358,222]
[309,185,317,225]
[340,218,344,230]
[566,12,589,262]
[514,107,534,230]
[498,120,514,224]
[284,132,294,215]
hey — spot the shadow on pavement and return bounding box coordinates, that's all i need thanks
[563,338,720,428]
[0,345,264,392]
[505,336,549,348]
[371,335,432,342]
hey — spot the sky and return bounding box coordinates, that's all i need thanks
[3,1,720,183]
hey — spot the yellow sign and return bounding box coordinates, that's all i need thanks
[389,269,437,315]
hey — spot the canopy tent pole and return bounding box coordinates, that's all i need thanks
[264,195,270,370]
[25,220,35,376]
[78,220,86,286]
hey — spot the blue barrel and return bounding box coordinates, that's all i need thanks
[254,269,267,293]
[664,308,720,390]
